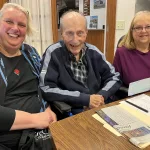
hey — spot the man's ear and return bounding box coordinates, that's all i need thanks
[60,30,64,40]
[86,29,88,34]
[60,30,63,35]
[61,31,63,38]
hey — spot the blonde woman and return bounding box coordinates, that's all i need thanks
[0,3,56,149]
[113,11,150,87]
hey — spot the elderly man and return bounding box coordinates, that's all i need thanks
[40,11,121,115]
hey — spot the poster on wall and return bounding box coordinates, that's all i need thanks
[93,0,106,9]
[86,16,98,29]
[79,0,106,30]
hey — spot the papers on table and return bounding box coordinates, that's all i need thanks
[119,103,150,125]
[93,94,150,149]
[92,114,122,136]
[97,105,141,126]
[121,94,150,115]
[128,77,150,96]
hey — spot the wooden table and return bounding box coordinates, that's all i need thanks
[50,95,150,150]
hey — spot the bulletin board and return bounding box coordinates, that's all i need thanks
[79,0,106,30]
[57,0,106,30]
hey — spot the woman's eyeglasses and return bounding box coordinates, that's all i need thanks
[132,25,150,33]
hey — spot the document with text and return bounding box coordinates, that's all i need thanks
[96,105,150,148]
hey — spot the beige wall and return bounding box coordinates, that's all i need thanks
[115,0,136,52]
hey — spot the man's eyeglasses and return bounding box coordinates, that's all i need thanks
[132,25,150,33]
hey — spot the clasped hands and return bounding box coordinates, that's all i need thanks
[89,94,105,109]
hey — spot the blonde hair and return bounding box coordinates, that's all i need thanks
[0,3,34,36]
[118,11,150,49]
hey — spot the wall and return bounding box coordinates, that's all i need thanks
[115,0,136,52]
[135,0,150,13]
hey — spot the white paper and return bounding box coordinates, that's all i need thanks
[128,78,150,96]
[126,94,150,113]
[101,105,141,125]
[120,101,150,116]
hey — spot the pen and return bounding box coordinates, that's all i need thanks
[125,100,149,113]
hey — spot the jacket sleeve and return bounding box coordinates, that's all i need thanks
[40,47,90,106]
[0,106,15,131]
[96,50,122,101]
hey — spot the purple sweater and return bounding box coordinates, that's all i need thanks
[113,46,150,87]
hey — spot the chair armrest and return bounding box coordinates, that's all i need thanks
[53,101,72,114]
[119,86,128,94]
[115,86,128,100]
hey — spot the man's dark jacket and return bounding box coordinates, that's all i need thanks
[40,41,121,107]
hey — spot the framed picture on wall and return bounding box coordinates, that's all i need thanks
[94,0,106,9]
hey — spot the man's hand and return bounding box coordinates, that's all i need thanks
[89,94,104,108]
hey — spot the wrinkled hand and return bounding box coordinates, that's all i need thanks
[89,94,104,108]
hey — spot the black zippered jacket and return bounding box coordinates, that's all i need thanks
[40,41,122,107]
